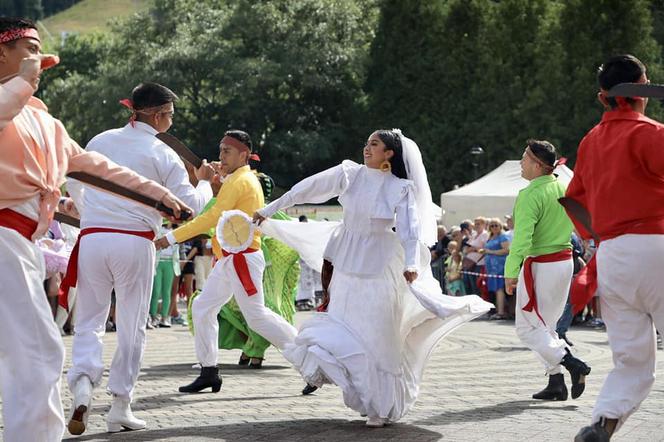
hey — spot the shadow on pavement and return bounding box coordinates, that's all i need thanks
[414,400,578,425]
[63,418,443,441]
[130,392,303,412]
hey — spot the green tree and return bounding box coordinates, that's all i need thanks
[41,0,378,190]
[555,0,663,158]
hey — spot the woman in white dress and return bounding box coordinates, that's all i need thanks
[254,130,492,427]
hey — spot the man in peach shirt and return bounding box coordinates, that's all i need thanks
[0,17,188,442]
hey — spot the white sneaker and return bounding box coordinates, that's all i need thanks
[159,317,172,328]
[68,375,93,435]
[106,395,146,433]
[365,417,387,428]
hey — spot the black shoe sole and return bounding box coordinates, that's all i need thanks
[571,367,591,399]
[532,393,568,401]
[179,381,222,393]
[302,384,318,395]
[179,384,222,393]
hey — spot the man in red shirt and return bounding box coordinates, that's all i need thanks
[569,54,664,441]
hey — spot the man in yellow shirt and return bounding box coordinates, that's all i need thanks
[155,130,297,392]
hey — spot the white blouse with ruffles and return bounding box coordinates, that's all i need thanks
[259,160,420,276]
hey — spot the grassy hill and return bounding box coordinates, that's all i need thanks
[39,0,151,39]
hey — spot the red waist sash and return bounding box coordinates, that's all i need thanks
[570,217,664,314]
[0,208,38,241]
[221,248,259,296]
[58,227,155,310]
[523,249,572,325]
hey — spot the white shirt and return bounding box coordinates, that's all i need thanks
[75,122,212,233]
[260,161,421,276]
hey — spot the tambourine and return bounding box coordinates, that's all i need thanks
[215,210,256,253]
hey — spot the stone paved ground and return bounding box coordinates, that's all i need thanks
[3,314,664,441]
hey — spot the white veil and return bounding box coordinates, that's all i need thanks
[394,129,438,247]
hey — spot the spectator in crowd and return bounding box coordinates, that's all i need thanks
[504,214,515,243]
[169,239,197,326]
[462,217,489,294]
[555,232,586,346]
[480,218,511,319]
[194,237,213,290]
[430,225,449,289]
[150,222,181,328]
[444,240,465,296]
[295,215,316,311]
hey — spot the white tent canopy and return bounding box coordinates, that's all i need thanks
[440,160,573,227]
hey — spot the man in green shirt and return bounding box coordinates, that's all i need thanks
[505,139,591,402]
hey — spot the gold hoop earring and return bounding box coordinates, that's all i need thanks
[380,160,392,173]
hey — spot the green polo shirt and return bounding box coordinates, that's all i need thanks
[504,174,573,278]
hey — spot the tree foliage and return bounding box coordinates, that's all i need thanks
[41,0,377,189]
[39,0,664,197]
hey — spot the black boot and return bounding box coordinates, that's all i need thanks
[561,349,591,399]
[179,366,222,393]
[574,417,618,442]
[532,373,568,401]
[238,353,250,366]
[302,384,318,395]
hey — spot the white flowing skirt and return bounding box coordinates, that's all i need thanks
[262,220,492,421]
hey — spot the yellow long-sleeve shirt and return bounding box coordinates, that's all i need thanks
[172,165,263,252]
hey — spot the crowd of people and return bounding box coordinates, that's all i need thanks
[2,15,664,442]
[429,216,606,334]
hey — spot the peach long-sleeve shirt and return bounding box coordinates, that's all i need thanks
[0,76,170,240]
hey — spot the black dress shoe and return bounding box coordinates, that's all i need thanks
[179,366,222,393]
[561,349,591,399]
[302,384,318,395]
[574,417,617,442]
[249,358,263,369]
[532,373,568,401]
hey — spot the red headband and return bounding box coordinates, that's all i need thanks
[119,99,172,127]
[221,135,260,161]
[0,28,40,44]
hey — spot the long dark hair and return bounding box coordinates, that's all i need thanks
[375,129,408,179]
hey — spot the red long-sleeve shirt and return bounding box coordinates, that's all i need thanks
[566,108,664,240]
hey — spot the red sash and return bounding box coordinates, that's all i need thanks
[0,208,38,240]
[522,249,572,325]
[221,248,259,296]
[570,217,664,314]
[58,227,155,310]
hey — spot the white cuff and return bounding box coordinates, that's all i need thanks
[258,200,279,219]
[166,231,177,245]
[403,239,420,270]
[195,179,213,204]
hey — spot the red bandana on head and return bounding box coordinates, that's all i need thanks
[221,135,260,161]
[0,28,40,44]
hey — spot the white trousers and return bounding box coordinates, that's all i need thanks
[67,233,155,400]
[592,234,664,430]
[0,227,65,442]
[194,255,213,289]
[515,258,573,375]
[192,250,297,366]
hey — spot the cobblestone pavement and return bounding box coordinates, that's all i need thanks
[3,314,664,441]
